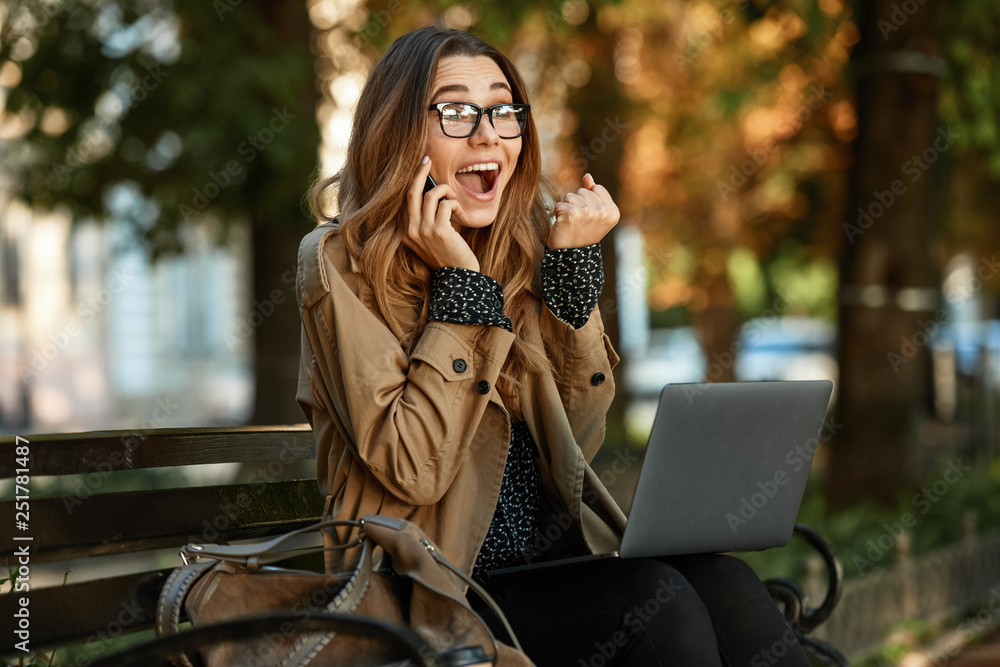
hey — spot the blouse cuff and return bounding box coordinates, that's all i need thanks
[540,243,604,330]
[429,267,513,332]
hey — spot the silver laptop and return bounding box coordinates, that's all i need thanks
[489,380,834,577]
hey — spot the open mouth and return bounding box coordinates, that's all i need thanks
[455,162,500,197]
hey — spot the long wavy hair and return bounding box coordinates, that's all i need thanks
[309,26,557,418]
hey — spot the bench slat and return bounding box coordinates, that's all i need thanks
[0,480,325,562]
[0,425,315,478]
[0,570,169,658]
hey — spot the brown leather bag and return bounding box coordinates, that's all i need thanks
[155,514,534,667]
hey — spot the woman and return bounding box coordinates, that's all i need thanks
[296,25,809,667]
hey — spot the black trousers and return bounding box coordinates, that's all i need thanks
[469,554,810,667]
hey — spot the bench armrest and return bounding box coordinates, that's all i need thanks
[764,523,848,667]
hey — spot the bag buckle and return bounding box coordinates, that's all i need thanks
[179,543,204,565]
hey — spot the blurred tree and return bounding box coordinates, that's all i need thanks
[611,0,852,375]
[936,0,1000,259]
[826,0,1000,507]
[0,0,319,424]
[826,0,945,507]
[559,9,629,445]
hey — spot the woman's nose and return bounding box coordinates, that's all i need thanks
[469,113,501,145]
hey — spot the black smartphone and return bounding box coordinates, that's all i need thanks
[423,174,446,203]
[423,174,437,196]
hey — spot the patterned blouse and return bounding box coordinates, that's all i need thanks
[427,244,604,578]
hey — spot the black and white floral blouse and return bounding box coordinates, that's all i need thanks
[427,244,604,578]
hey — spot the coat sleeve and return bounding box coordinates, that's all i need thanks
[297,230,515,507]
[538,303,620,463]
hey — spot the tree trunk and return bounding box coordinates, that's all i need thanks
[695,275,738,383]
[250,220,311,425]
[826,0,944,507]
[567,25,628,448]
[249,0,318,425]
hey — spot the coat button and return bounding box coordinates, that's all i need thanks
[591,372,606,386]
[453,359,467,373]
[476,380,491,395]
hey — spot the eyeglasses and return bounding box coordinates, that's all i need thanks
[428,102,531,139]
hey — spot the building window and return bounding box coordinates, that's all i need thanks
[1,234,20,306]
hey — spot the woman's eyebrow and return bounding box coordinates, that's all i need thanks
[430,81,513,100]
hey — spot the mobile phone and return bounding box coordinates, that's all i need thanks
[423,174,446,203]
[423,174,437,196]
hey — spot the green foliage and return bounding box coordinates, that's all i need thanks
[0,0,320,256]
[738,455,1000,584]
[3,629,160,667]
[939,0,1000,177]
[766,244,838,319]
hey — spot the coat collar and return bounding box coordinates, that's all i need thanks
[322,218,361,274]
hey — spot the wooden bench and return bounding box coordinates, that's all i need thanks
[0,425,329,664]
[0,426,847,665]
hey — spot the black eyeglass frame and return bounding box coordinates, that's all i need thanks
[427,102,531,139]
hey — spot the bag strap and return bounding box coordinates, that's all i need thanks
[278,538,375,667]
[179,519,363,568]
[360,515,524,654]
[422,541,524,654]
[154,559,217,667]
[94,613,446,667]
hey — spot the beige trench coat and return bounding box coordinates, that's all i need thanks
[295,221,627,576]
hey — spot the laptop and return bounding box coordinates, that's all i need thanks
[488,379,834,578]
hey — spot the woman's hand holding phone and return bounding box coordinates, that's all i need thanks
[548,173,620,250]
[403,156,480,272]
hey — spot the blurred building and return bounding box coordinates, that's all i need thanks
[0,186,254,435]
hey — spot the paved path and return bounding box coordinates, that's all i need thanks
[946,627,1000,667]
